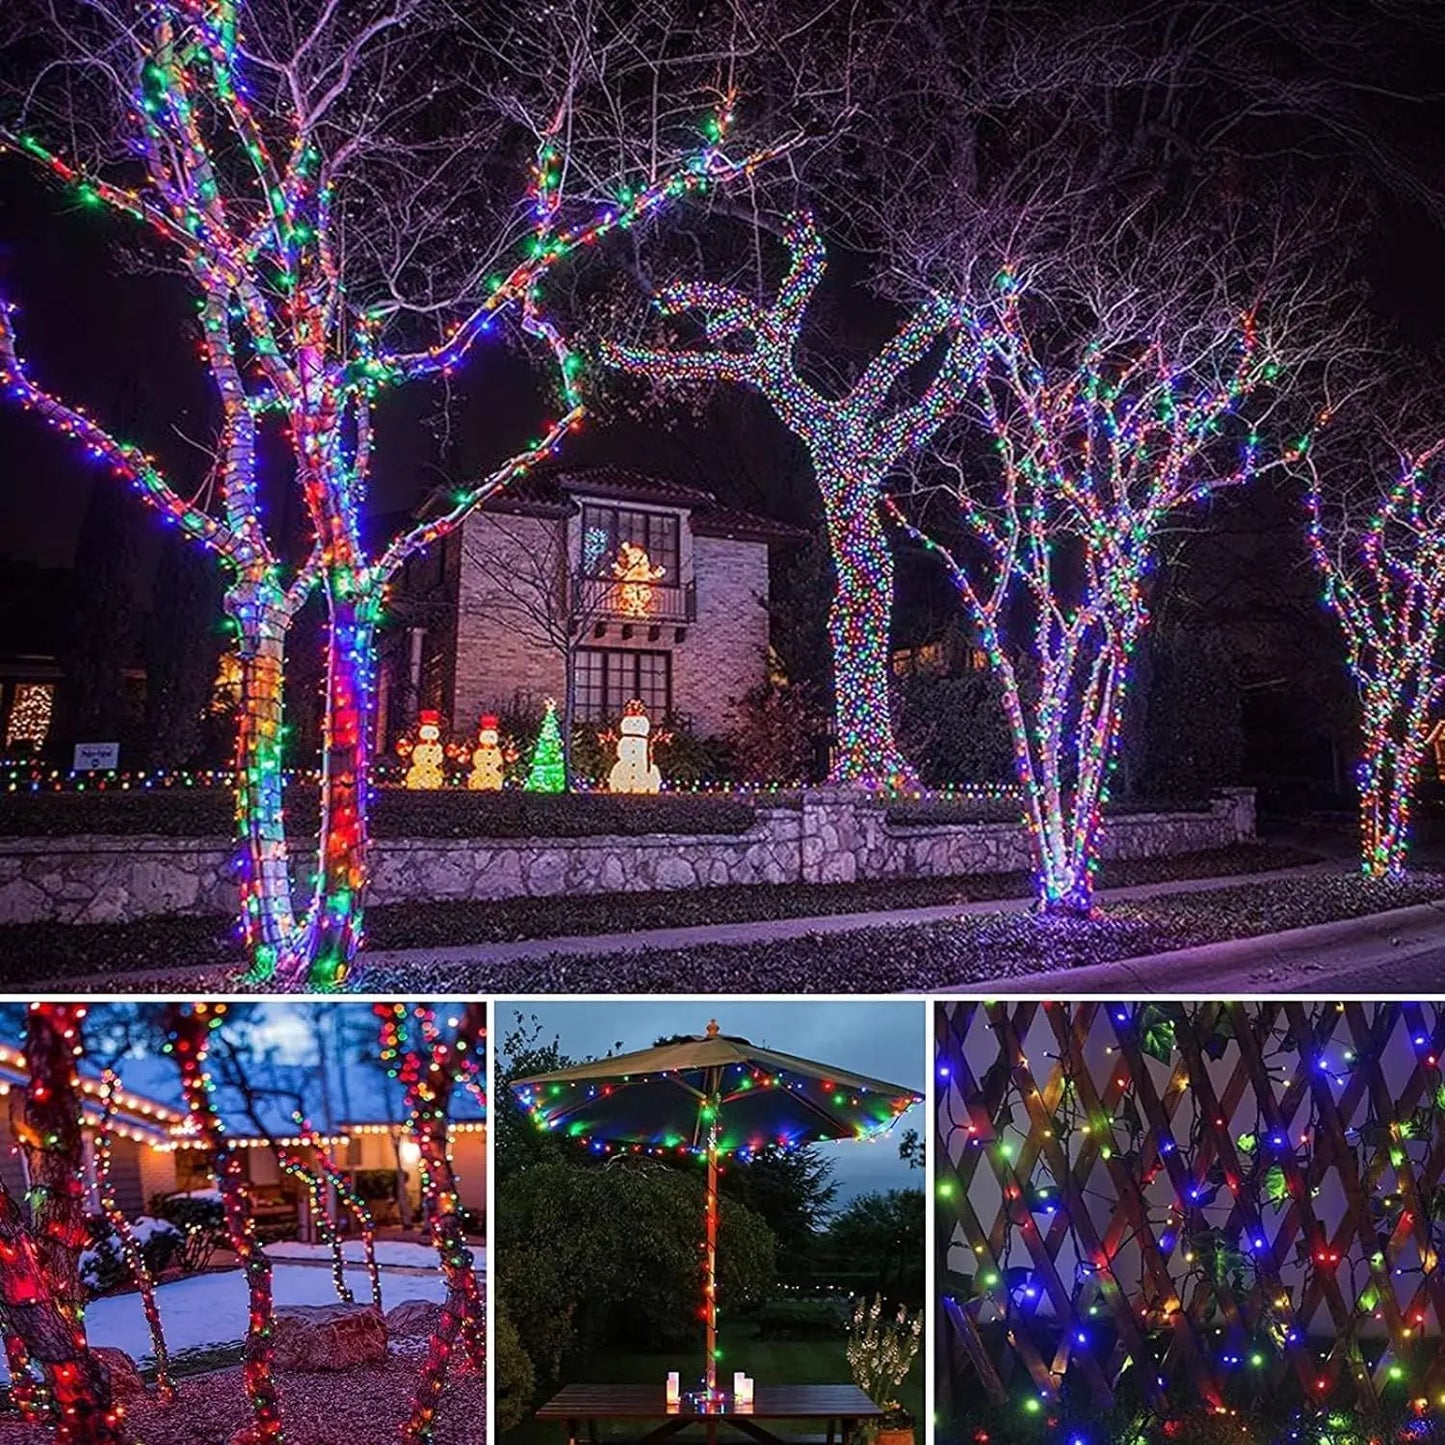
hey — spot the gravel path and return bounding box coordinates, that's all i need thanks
[0,1349,486,1444]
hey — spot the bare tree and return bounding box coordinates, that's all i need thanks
[892,272,1311,914]
[603,212,976,787]
[1,0,801,988]
[459,505,618,788]
[1296,394,1445,877]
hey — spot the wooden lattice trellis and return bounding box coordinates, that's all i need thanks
[935,1001,1445,1423]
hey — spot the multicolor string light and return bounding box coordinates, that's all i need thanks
[376,1003,486,1444]
[286,1112,382,1311]
[0,1005,122,1442]
[0,0,775,991]
[892,282,1285,914]
[95,1069,176,1405]
[936,1001,1445,1442]
[1301,440,1445,878]
[162,1002,282,1441]
[604,212,979,789]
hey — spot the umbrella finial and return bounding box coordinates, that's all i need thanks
[705,1019,720,1037]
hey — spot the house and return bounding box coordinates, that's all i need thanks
[0,1045,487,1231]
[378,466,805,748]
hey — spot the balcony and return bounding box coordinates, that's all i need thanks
[571,573,697,627]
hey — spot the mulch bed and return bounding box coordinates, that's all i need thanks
[0,842,1317,985]
[0,1351,485,1444]
[362,871,1445,994]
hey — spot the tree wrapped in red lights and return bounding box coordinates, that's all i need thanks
[95,1071,176,1405]
[604,211,977,788]
[894,281,1285,915]
[1,0,789,989]
[1298,434,1445,878]
[162,1002,282,1441]
[0,1004,124,1443]
[375,1002,486,1444]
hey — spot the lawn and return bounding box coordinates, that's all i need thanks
[506,1321,924,1445]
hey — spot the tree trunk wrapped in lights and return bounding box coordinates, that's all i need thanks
[275,1141,355,1309]
[603,212,977,789]
[20,1005,91,1325]
[286,1115,382,1312]
[163,1003,283,1442]
[95,1072,176,1405]
[1300,437,1445,877]
[0,1184,124,1445]
[1,0,787,990]
[376,1003,486,1444]
[894,281,1287,915]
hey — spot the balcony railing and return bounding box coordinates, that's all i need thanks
[571,573,697,625]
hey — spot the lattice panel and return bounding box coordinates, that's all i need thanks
[935,1002,1445,1420]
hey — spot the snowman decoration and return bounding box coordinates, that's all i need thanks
[400,710,447,790]
[465,713,508,791]
[607,699,664,794]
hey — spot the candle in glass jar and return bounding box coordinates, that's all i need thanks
[666,1373,680,1406]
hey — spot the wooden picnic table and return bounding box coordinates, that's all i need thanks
[535,1383,883,1445]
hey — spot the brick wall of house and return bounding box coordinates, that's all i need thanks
[451,511,568,727]
[675,535,770,735]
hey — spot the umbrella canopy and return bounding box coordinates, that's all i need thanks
[510,1019,922,1397]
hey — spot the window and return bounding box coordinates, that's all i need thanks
[579,503,680,582]
[574,648,672,721]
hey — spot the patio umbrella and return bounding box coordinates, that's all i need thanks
[510,1019,922,1396]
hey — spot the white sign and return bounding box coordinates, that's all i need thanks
[73,742,120,772]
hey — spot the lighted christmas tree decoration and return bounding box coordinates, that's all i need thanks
[607,699,666,794]
[935,1000,1445,1441]
[398,711,449,791]
[893,282,1290,914]
[0,0,780,991]
[1298,436,1445,877]
[375,1003,487,1444]
[604,212,979,789]
[524,699,568,793]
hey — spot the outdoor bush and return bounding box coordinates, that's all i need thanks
[152,1191,228,1272]
[497,1159,776,1385]
[80,1216,183,1298]
[495,1297,538,1434]
[726,682,822,784]
[352,1168,406,1201]
[815,1189,926,1309]
[894,672,1015,787]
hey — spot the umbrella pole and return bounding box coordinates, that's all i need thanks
[705,1117,719,1395]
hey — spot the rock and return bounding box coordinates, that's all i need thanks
[386,1299,444,1338]
[272,1303,387,1371]
[93,1346,147,1403]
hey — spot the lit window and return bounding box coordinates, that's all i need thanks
[5,683,54,749]
[210,653,243,715]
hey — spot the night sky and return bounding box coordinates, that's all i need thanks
[499,999,927,1204]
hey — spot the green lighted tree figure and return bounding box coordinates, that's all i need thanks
[524,701,567,793]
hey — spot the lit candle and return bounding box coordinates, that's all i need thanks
[733,1372,746,1400]
[666,1373,680,1406]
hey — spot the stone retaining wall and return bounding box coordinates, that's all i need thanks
[0,787,1256,925]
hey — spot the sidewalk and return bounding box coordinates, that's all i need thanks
[959,897,1445,996]
[354,861,1336,978]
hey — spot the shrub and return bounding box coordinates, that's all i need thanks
[754,1297,848,1340]
[895,672,1015,787]
[351,1169,406,1201]
[726,683,822,785]
[497,1159,776,1386]
[495,1299,537,1434]
[80,1216,183,1297]
[152,1191,227,1272]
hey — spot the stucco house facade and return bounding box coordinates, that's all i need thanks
[378,467,802,749]
[0,1046,487,1229]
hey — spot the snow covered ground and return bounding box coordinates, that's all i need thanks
[0,1256,483,1377]
[268,1239,484,1271]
